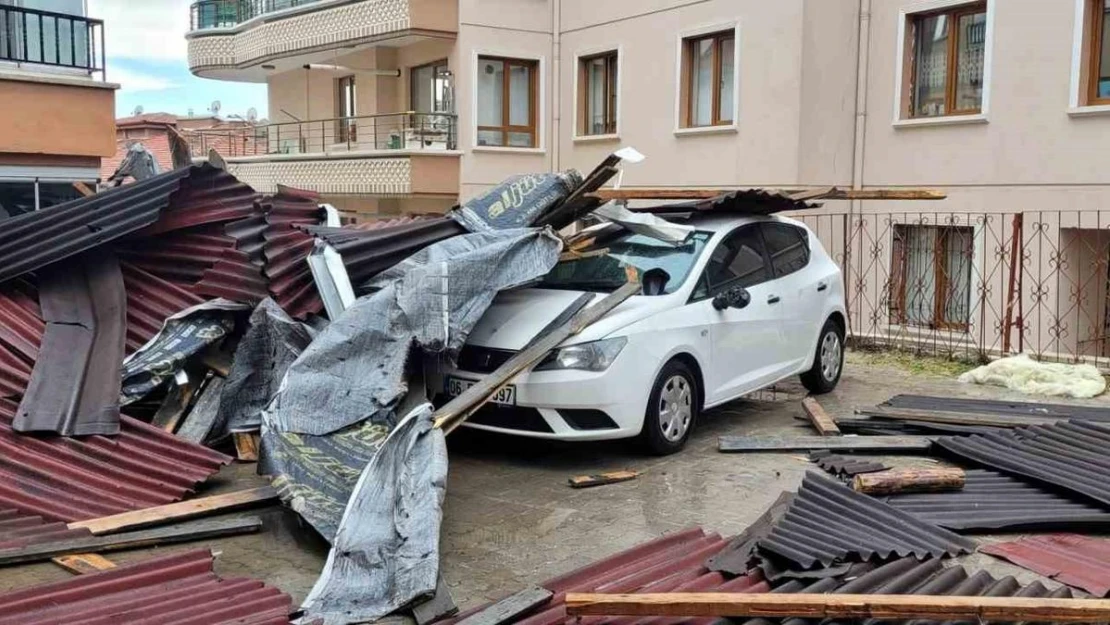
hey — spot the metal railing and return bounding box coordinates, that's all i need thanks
[185,112,457,158]
[0,5,105,77]
[189,0,325,30]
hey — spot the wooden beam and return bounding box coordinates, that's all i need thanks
[718,435,933,453]
[0,517,262,566]
[412,575,458,625]
[588,188,947,202]
[564,593,1110,622]
[456,587,554,625]
[51,553,117,574]
[67,486,278,535]
[234,432,260,462]
[432,281,640,434]
[568,470,640,489]
[151,376,201,433]
[175,376,226,445]
[852,468,965,495]
[72,182,96,197]
[801,397,840,436]
[859,406,1059,428]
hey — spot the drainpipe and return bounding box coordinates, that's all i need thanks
[551,0,561,173]
[852,0,871,208]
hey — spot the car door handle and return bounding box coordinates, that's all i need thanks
[817,281,828,292]
[767,295,781,304]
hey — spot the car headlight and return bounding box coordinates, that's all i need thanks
[534,336,627,372]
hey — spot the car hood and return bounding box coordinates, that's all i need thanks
[465,287,673,350]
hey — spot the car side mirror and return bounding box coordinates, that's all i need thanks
[712,285,751,311]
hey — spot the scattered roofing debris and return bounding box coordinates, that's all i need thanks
[800,397,840,436]
[882,393,1110,421]
[808,451,887,477]
[0,549,293,624]
[568,470,641,489]
[982,534,1110,597]
[719,434,934,453]
[590,187,947,202]
[852,467,965,495]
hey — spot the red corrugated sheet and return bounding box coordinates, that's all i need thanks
[0,398,231,523]
[0,282,41,399]
[0,509,91,550]
[0,548,293,625]
[120,261,205,353]
[982,534,1110,597]
[262,189,324,318]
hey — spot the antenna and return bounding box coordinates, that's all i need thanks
[131,105,143,116]
[187,107,194,117]
[209,100,221,115]
[246,107,258,122]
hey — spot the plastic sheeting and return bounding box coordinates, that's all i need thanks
[300,405,447,625]
[265,228,563,436]
[958,353,1107,398]
[450,172,580,232]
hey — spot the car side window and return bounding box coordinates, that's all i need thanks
[762,222,810,278]
[701,225,771,295]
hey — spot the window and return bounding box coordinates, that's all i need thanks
[681,30,735,127]
[762,223,810,278]
[700,226,770,296]
[578,51,618,136]
[411,60,450,113]
[889,225,973,329]
[905,3,986,118]
[1088,0,1110,104]
[335,76,357,144]
[476,56,538,148]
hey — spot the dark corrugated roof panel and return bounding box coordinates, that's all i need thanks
[0,548,293,624]
[0,283,42,361]
[884,394,1110,421]
[937,420,1110,507]
[0,398,231,523]
[120,261,206,353]
[809,451,887,477]
[884,469,1110,532]
[758,472,976,569]
[634,189,819,217]
[982,534,1110,597]
[262,192,323,319]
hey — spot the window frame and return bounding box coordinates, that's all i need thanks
[888,224,973,331]
[904,2,987,119]
[761,222,811,279]
[474,54,539,149]
[689,224,773,303]
[681,30,736,128]
[335,75,357,144]
[1088,0,1110,105]
[576,49,620,137]
[409,59,450,113]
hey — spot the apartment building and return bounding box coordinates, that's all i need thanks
[0,0,115,216]
[186,0,1110,365]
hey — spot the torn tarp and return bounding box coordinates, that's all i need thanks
[450,172,580,232]
[300,404,447,625]
[266,228,562,436]
[120,299,248,404]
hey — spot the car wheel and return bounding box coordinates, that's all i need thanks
[801,318,844,394]
[639,360,699,455]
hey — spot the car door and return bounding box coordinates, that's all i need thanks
[761,221,818,369]
[695,223,788,404]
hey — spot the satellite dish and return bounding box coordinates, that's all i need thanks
[132,105,143,116]
[210,100,221,115]
[246,107,258,122]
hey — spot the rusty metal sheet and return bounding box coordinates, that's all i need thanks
[14,250,126,436]
[982,534,1110,597]
[0,548,293,624]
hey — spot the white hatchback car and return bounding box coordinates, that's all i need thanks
[429,212,847,454]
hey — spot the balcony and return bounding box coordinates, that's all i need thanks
[0,5,105,78]
[185,0,457,78]
[188,112,460,197]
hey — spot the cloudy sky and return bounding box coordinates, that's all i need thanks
[88,1,268,119]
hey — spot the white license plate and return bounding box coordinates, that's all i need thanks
[446,376,516,406]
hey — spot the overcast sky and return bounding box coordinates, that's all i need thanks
[88,0,268,119]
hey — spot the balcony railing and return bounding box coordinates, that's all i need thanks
[189,0,325,31]
[185,112,458,158]
[0,5,105,77]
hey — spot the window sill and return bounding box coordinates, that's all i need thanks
[471,146,546,155]
[673,124,738,137]
[1067,104,1110,118]
[892,114,988,128]
[573,133,621,143]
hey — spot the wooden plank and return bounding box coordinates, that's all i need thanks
[412,575,458,625]
[0,517,262,566]
[801,397,840,436]
[568,470,640,489]
[718,435,933,453]
[852,468,965,495]
[68,486,278,535]
[589,188,946,202]
[456,587,554,625]
[433,281,640,434]
[72,182,96,197]
[51,553,117,574]
[234,432,260,462]
[175,376,226,444]
[151,375,201,433]
[564,593,1110,622]
[200,348,234,377]
[860,406,1060,428]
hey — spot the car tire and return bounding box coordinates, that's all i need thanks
[639,360,700,455]
[800,318,844,394]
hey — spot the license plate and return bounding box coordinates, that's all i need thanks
[446,376,516,406]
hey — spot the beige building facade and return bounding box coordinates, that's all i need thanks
[187,0,1110,365]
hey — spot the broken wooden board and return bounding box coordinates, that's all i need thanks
[68,486,278,535]
[412,575,458,625]
[0,517,262,566]
[564,592,1110,622]
[175,376,226,444]
[801,397,840,436]
[51,553,117,574]
[718,435,933,453]
[853,468,965,495]
[456,587,554,625]
[234,432,260,462]
[569,470,641,489]
[150,372,203,433]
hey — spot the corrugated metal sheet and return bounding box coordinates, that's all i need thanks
[937,420,1110,507]
[633,189,820,217]
[120,261,205,353]
[0,548,293,624]
[808,451,887,477]
[0,509,91,550]
[884,469,1110,532]
[884,394,1110,421]
[982,534,1110,597]
[757,472,976,569]
[262,191,323,318]
[0,398,231,523]
[136,166,259,237]
[0,282,42,361]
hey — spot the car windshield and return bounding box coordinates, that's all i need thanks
[541,230,713,294]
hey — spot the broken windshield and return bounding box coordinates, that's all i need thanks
[542,231,712,294]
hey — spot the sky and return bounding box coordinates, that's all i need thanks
[87,0,268,120]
